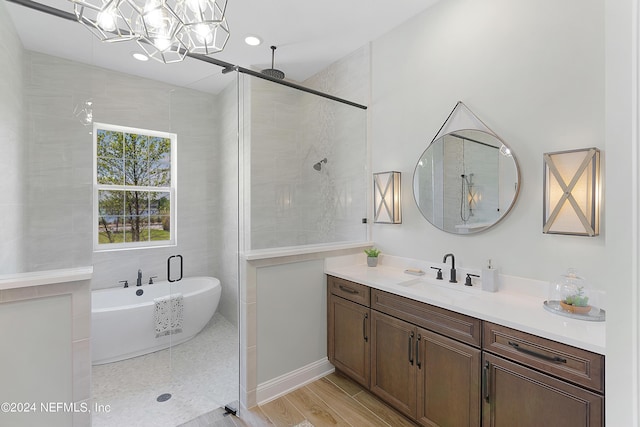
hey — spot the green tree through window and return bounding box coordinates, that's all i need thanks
[95,124,175,248]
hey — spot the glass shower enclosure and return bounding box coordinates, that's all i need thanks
[240,74,368,251]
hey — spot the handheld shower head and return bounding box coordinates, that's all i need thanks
[313,158,328,171]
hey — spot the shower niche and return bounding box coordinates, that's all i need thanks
[413,102,521,234]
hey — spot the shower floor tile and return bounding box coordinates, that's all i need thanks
[91,313,239,427]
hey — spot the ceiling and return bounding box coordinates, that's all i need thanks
[4,0,440,94]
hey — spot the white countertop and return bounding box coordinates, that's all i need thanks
[0,266,93,291]
[325,256,605,355]
[243,241,373,261]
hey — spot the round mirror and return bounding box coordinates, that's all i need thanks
[413,129,520,234]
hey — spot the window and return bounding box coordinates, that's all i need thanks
[93,123,176,250]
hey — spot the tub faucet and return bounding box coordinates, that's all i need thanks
[443,253,457,283]
[137,269,142,287]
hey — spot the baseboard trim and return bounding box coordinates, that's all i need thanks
[256,358,334,405]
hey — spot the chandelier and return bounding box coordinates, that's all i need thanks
[70,0,230,63]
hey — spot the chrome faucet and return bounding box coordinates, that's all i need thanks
[137,269,142,287]
[443,253,457,283]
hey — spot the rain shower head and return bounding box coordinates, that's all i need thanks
[261,46,285,80]
[313,158,328,171]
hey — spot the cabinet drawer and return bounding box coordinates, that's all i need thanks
[328,275,370,306]
[371,289,482,347]
[484,322,604,393]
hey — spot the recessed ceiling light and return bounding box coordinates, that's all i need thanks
[132,52,149,61]
[244,35,262,46]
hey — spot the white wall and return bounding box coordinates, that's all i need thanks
[371,0,605,283]
[0,277,92,427]
[604,0,638,424]
[0,295,72,427]
[370,0,636,424]
[0,1,25,274]
[256,259,327,384]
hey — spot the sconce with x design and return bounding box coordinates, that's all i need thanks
[373,171,401,224]
[543,148,600,236]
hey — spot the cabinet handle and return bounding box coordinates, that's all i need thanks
[483,361,490,402]
[408,332,415,365]
[338,285,358,294]
[416,334,422,369]
[363,313,368,342]
[508,341,567,363]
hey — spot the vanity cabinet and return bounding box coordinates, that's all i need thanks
[482,322,604,427]
[326,275,604,427]
[327,276,371,388]
[370,290,481,426]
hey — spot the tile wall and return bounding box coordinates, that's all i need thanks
[248,46,369,250]
[0,1,25,274]
[20,51,221,293]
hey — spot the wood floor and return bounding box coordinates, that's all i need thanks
[233,371,418,427]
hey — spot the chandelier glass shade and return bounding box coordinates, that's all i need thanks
[70,0,230,63]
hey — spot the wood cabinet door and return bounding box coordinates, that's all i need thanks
[416,328,481,427]
[483,353,603,427]
[328,294,370,387]
[370,310,417,419]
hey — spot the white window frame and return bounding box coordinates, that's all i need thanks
[93,122,177,251]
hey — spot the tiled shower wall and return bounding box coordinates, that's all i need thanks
[248,45,369,250]
[0,2,25,274]
[215,77,240,325]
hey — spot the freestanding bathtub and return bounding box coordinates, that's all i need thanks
[91,276,221,365]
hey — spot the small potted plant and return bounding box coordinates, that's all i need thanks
[364,248,381,267]
[560,286,591,314]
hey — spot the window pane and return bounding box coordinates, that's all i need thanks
[125,190,149,216]
[150,192,170,215]
[150,216,171,239]
[124,133,149,186]
[124,216,149,242]
[98,216,124,244]
[97,157,124,185]
[148,136,171,186]
[98,190,124,216]
[97,129,125,185]
[125,191,149,242]
[96,129,123,158]
[150,191,171,241]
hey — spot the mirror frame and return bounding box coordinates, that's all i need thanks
[412,103,521,234]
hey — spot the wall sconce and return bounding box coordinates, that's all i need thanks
[543,148,600,236]
[374,171,401,224]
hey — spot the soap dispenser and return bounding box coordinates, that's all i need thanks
[482,259,499,292]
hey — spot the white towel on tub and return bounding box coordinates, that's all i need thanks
[154,294,184,338]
